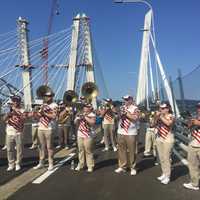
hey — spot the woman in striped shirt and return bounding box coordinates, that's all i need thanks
[155,102,175,185]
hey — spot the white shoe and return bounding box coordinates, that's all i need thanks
[48,165,54,171]
[130,168,137,176]
[154,162,159,166]
[183,183,199,190]
[161,177,170,185]
[29,145,37,150]
[115,167,126,173]
[102,147,109,152]
[87,168,94,173]
[157,174,165,181]
[100,139,104,144]
[113,147,117,152]
[75,164,82,171]
[7,165,14,171]
[15,164,21,171]
[33,163,44,170]
[65,146,69,150]
[144,152,152,156]
[55,145,61,149]
[2,145,7,150]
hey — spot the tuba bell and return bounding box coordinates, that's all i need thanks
[81,82,98,101]
[63,90,78,105]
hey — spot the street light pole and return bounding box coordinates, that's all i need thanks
[114,0,160,101]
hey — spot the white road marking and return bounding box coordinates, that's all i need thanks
[32,153,75,184]
[173,148,188,166]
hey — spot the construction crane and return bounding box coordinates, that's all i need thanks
[41,0,60,85]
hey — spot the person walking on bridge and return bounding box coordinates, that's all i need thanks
[155,102,175,185]
[183,103,200,191]
[115,95,140,176]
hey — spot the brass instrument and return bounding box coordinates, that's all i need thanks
[63,90,78,105]
[57,90,77,124]
[81,82,98,101]
[58,106,73,124]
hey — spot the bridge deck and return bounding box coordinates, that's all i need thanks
[0,125,199,200]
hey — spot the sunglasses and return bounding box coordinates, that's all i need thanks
[160,107,167,110]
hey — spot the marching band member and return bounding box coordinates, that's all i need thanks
[155,102,174,184]
[56,101,73,149]
[33,91,58,171]
[115,95,140,176]
[75,103,96,172]
[1,100,13,151]
[143,111,157,159]
[4,96,28,171]
[101,98,117,152]
[29,103,40,150]
[183,103,200,190]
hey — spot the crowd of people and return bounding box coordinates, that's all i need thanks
[1,91,200,191]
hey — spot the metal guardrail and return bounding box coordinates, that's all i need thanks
[174,118,190,153]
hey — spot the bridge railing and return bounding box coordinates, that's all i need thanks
[173,118,190,153]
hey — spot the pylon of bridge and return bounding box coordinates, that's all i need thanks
[17,17,32,111]
[67,13,97,108]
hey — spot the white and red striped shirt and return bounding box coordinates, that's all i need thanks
[156,114,173,140]
[6,108,26,135]
[38,102,58,130]
[117,105,139,135]
[103,108,115,125]
[190,117,200,147]
[77,112,96,138]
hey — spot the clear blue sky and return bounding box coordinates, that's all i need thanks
[0,0,200,100]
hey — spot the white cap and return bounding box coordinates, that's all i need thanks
[122,95,133,100]
[104,98,112,102]
[87,112,96,117]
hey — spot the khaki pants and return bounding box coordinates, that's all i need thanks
[58,124,70,146]
[37,129,54,165]
[77,137,94,169]
[156,137,174,177]
[187,145,200,187]
[31,126,38,146]
[103,124,116,148]
[144,128,156,156]
[6,134,23,166]
[117,134,137,169]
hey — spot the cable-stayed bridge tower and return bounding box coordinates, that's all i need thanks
[67,13,97,108]
[17,17,32,111]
